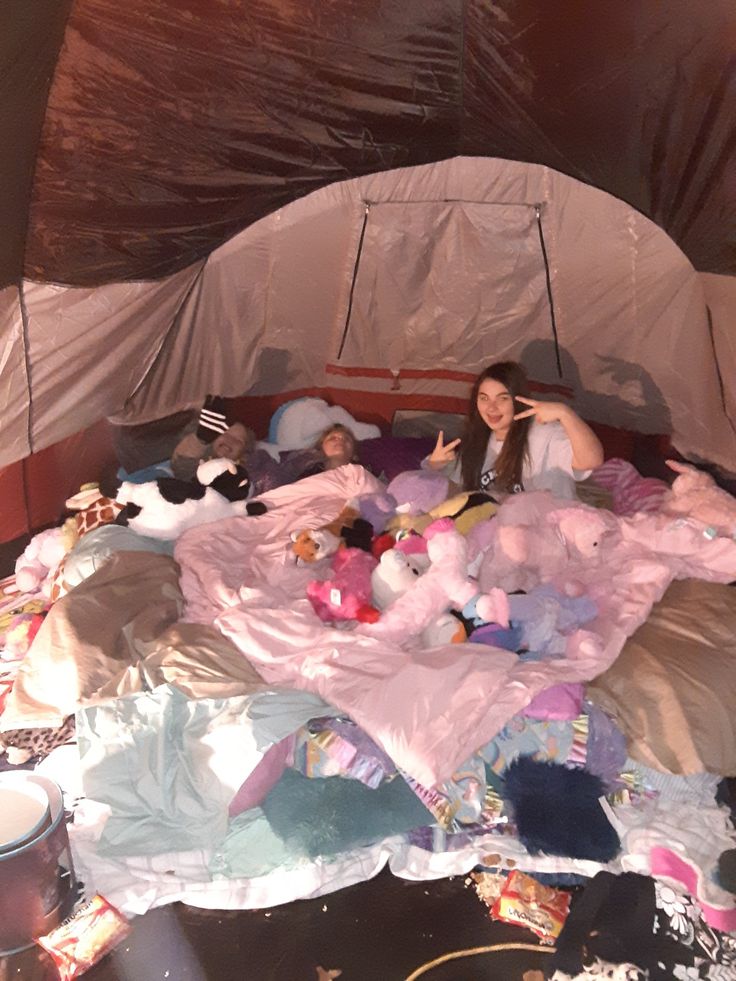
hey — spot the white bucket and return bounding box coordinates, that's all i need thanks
[0,776,52,853]
[0,772,76,955]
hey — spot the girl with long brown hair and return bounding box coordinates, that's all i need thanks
[426,361,603,499]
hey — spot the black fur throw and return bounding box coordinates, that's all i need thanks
[502,755,620,862]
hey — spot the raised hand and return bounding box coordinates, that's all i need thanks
[428,430,461,469]
[514,395,604,469]
[513,395,569,425]
[196,395,230,442]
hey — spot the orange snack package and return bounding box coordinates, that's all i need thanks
[36,894,131,980]
[490,869,571,944]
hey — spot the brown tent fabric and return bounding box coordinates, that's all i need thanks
[8,0,735,287]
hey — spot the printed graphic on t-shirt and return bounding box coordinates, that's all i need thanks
[480,467,523,495]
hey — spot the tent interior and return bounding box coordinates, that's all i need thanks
[1,1,735,974]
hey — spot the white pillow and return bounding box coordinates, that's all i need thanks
[274,398,380,450]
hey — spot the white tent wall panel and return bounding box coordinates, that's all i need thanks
[338,200,550,373]
[110,192,363,424]
[0,285,31,462]
[17,266,204,466]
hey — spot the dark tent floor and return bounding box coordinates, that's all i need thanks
[3,780,736,980]
[0,868,568,980]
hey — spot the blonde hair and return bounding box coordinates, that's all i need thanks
[314,423,359,461]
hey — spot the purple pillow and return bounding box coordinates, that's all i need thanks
[358,436,435,482]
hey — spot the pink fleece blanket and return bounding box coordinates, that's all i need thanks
[175,465,736,787]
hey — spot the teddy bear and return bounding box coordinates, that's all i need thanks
[357,470,450,534]
[306,548,380,624]
[360,518,508,647]
[388,490,498,538]
[369,535,431,610]
[12,481,128,600]
[116,458,267,540]
[14,523,79,597]
[369,535,472,645]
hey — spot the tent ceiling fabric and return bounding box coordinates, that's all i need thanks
[3,0,734,289]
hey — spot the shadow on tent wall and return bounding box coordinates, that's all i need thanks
[520,339,676,482]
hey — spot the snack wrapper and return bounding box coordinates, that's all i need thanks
[490,870,570,944]
[36,894,131,980]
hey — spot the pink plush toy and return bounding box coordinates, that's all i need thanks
[661,460,736,537]
[360,518,508,645]
[306,548,380,624]
[478,494,613,595]
[14,526,76,597]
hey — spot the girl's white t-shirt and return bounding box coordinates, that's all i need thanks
[442,420,590,499]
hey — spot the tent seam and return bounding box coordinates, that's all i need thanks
[705,304,736,438]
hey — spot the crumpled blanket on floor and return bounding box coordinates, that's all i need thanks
[0,552,269,731]
[0,552,183,730]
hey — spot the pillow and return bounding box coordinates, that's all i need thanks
[358,436,435,482]
[587,578,736,775]
[269,397,381,449]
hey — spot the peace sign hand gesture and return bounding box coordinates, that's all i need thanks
[513,396,569,425]
[427,430,461,469]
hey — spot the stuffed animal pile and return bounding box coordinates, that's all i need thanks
[359,518,508,647]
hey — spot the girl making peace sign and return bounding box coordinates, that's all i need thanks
[426,361,603,499]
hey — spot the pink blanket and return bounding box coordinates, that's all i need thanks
[175,465,736,787]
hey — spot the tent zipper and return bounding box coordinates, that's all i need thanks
[336,202,370,361]
[534,203,563,379]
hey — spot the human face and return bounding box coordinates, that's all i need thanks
[321,427,355,464]
[476,378,515,440]
[213,423,248,461]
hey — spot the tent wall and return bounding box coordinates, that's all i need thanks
[8,157,731,473]
[0,421,117,544]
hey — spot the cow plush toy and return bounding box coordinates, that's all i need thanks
[116,458,266,540]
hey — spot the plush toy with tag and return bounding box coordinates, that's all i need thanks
[306,548,380,624]
[661,458,736,536]
[361,518,508,647]
[116,458,266,540]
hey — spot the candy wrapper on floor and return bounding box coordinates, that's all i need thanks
[490,870,571,944]
[35,893,131,980]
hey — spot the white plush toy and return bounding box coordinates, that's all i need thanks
[371,540,431,610]
[361,518,508,647]
[116,458,266,540]
[14,526,75,596]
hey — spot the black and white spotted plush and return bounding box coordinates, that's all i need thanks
[116,458,267,540]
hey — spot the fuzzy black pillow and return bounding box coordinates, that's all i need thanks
[502,756,620,862]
